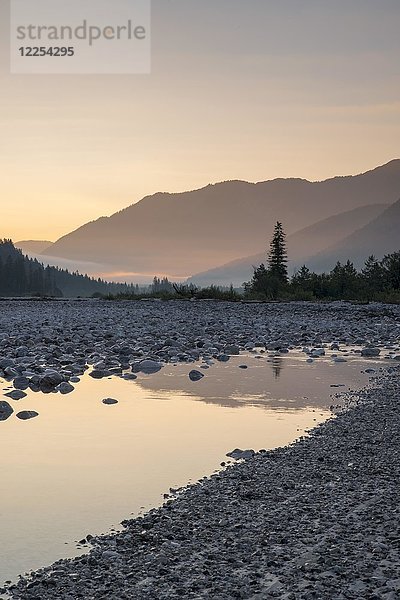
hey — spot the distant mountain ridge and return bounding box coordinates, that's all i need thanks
[42,159,400,278]
[306,198,400,271]
[188,204,390,286]
[16,240,53,254]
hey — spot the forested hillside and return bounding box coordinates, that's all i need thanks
[0,240,136,297]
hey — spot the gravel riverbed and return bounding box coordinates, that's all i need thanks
[1,300,400,599]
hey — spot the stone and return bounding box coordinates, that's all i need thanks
[16,410,39,420]
[101,550,120,560]
[216,354,230,362]
[361,347,381,357]
[224,345,240,355]
[0,358,15,369]
[58,382,75,394]
[123,373,138,380]
[4,389,27,400]
[189,370,204,382]
[13,376,30,390]
[0,400,13,421]
[135,360,162,374]
[226,448,255,460]
[40,370,63,388]
[102,398,119,405]
[89,369,112,379]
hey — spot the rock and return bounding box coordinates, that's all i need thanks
[13,376,30,390]
[311,348,325,357]
[57,382,75,394]
[102,398,118,405]
[135,360,162,374]
[16,410,39,420]
[226,448,255,460]
[89,369,112,379]
[361,347,381,357]
[4,366,18,377]
[224,345,240,355]
[101,550,120,561]
[40,370,63,388]
[0,400,13,421]
[0,358,15,369]
[189,370,204,382]
[216,354,230,362]
[4,389,27,400]
[123,373,138,380]
[15,345,29,357]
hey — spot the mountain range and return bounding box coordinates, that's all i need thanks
[36,159,400,281]
[188,203,390,286]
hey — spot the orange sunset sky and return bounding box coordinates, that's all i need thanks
[1,0,399,242]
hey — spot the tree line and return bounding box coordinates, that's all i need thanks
[0,240,139,297]
[244,222,400,302]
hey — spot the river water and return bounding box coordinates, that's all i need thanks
[0,350,384,584]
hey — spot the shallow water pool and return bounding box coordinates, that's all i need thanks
[0,350,384,584]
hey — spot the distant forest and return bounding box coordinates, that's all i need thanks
[2,234,400,302]
[0,240,138,298]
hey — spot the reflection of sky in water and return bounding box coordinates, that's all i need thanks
[0,350,386,585]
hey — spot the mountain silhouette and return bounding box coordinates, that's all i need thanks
[42,160,400,277]
[305,198,400,271]
[188,204,389,286]
[16,240,53,255]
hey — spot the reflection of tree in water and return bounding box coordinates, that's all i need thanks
[270,356,284,379]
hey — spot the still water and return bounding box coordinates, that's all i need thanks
[0,351,382,584]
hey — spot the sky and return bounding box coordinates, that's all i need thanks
[1,0,399,242]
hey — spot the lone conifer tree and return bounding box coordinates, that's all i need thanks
[268,222,288,282]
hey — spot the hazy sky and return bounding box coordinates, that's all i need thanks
[1,0,399,241]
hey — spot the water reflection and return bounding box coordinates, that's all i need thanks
[269,356,283,379]
[0,351,383,585]
[132,353,375,410]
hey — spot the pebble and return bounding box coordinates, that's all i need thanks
[102,398,119,405]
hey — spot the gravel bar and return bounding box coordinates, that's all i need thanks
[1,300,400,599]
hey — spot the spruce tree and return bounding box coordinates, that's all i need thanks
[268,222,288,282]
